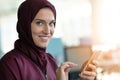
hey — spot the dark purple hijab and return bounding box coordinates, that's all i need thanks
[15,0,56,72]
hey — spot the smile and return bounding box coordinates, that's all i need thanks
[38,36,50,42]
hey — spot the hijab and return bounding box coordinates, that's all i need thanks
[14,0,56,74]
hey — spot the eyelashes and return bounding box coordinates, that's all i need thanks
[49,21,56,27]
[36,20,55,27]
[36,21,43,26]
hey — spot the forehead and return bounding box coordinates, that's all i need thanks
[34,8,55,20]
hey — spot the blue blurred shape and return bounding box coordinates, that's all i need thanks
[46,38,65,65]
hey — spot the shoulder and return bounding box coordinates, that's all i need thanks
[0,49,26,68]
[0,49,26,79]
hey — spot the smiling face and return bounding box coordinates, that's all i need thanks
[31,8,55,48]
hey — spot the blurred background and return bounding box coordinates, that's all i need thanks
[1,0,120,80]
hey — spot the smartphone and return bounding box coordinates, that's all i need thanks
[81,51,101,72]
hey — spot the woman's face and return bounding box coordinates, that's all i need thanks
[31,8,55,48]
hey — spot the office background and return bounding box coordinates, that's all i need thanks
[1,0,120,80]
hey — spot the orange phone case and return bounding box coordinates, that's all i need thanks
[82,51,101,72]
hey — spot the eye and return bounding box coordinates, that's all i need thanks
[49,21,55,27]
[36,21,44,26]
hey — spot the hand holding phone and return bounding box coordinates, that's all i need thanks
[82,51,101,72]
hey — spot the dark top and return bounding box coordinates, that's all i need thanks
[0,49,58,80]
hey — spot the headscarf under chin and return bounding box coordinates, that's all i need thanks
[14,0,56,74]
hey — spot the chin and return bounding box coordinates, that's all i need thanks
[37,44,48,48]
[35,41,49,48]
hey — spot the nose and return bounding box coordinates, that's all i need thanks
[43,24,50,34]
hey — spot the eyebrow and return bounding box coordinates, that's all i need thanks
[35,19,56,23]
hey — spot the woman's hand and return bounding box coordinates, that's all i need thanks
[56,62,77,80]
[79,60,98,80]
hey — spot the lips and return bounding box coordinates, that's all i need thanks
[38,36,50,42]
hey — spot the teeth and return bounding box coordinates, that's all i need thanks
[42,37,48,39]
[40,36,50,40]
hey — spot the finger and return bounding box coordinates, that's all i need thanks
[60,63,70,70]
[61,62,77,68]
[92,60,98,66]
[79,71,96,80]
[85,60,98,71]
[80,74,95,80]
[88,64,97,71]
[81,71,96,76]
[60,62,77,72]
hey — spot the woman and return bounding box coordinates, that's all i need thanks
[0,0,97,80]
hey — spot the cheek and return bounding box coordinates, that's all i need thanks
[31,26,42,35]
[32,30,39,35]
[31,32,37,43]
[31,27,41,41]
[51,28,55,35]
